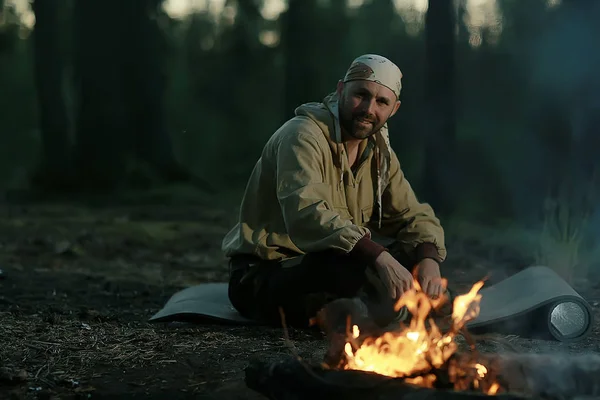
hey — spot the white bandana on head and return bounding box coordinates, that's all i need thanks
[343,54,403,99]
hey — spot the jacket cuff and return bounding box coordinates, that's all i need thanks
[416,242,441,264]
[349,236,387,265]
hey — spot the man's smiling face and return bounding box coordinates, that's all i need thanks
[337,79,401,140]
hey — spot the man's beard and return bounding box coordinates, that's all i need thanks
[339,99,385,140]
[339,109,384,140]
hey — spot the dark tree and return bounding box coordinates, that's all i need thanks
[281,0,321,122]
[71,0,196,191]
[30,0,72,189]
[423,0,457,215]
[120,0,192,184]
[71,0,130,190]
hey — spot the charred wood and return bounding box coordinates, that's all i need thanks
[246,352,600,400]
[244,357,529,400]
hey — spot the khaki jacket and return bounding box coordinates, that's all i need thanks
[222,92,446,263]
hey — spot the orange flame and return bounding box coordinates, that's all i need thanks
[341,279,499,394]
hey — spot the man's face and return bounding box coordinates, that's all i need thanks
[337,80,401,140]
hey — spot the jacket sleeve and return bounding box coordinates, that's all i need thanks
[374,150,447,263]
[275,129,385,262]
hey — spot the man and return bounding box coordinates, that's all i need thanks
[222,54,447,329]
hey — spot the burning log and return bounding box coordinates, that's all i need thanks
[244,356,527,400]
[245,353,600,400]
[248,275,600,400]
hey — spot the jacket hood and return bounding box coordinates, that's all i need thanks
[293,92,343,168]
[294,91,393,228]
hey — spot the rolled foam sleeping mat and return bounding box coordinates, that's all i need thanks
[149,266,594,342]
[466,265,593,342]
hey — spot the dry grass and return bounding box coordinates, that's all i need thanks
[2,313,190,387]
[0,310,304,397]
[535,194,592,284]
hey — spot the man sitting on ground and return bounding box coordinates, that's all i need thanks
[222,54,447,329]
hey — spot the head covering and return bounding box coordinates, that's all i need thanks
[343,54,403,99]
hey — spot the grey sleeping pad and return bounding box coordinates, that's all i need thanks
[150,282,255,324]
[465,265,593,342]
[149,265,594,342]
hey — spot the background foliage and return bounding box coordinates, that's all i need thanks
[0,0,599,282]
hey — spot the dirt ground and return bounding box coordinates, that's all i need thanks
[1,193,599,399]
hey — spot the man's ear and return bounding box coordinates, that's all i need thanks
[336,80,344,96]
[390,100,401,117]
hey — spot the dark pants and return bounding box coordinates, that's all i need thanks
[228,244,419,328]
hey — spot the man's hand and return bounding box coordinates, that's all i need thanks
[371,251,414,300]
[414,258,443,298]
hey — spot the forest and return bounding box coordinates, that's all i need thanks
[2,1,600,398]
[1,0,599,281]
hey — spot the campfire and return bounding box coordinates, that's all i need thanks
[337,278,501,395]
[245,275,600,400]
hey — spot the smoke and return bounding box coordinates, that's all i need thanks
[523,1,600,176]
[526,4,600,105]
[497,2,600,281]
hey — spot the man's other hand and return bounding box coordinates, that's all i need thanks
[414,258,443,298]
[371,251,414,300]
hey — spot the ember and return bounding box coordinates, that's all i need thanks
[338,278,500,394]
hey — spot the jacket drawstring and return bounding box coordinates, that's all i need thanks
[339,143,345,187]
[375,148,382,229]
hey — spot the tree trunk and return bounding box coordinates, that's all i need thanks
[72,0,130,190]
[423,0,457,215]
[72,0,196,190]
[30,0,73,190]
[121,0,190,183]
[281,0,321,122]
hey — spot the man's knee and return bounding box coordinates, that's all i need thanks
[227,251,371,327]
[227,262,254,318]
